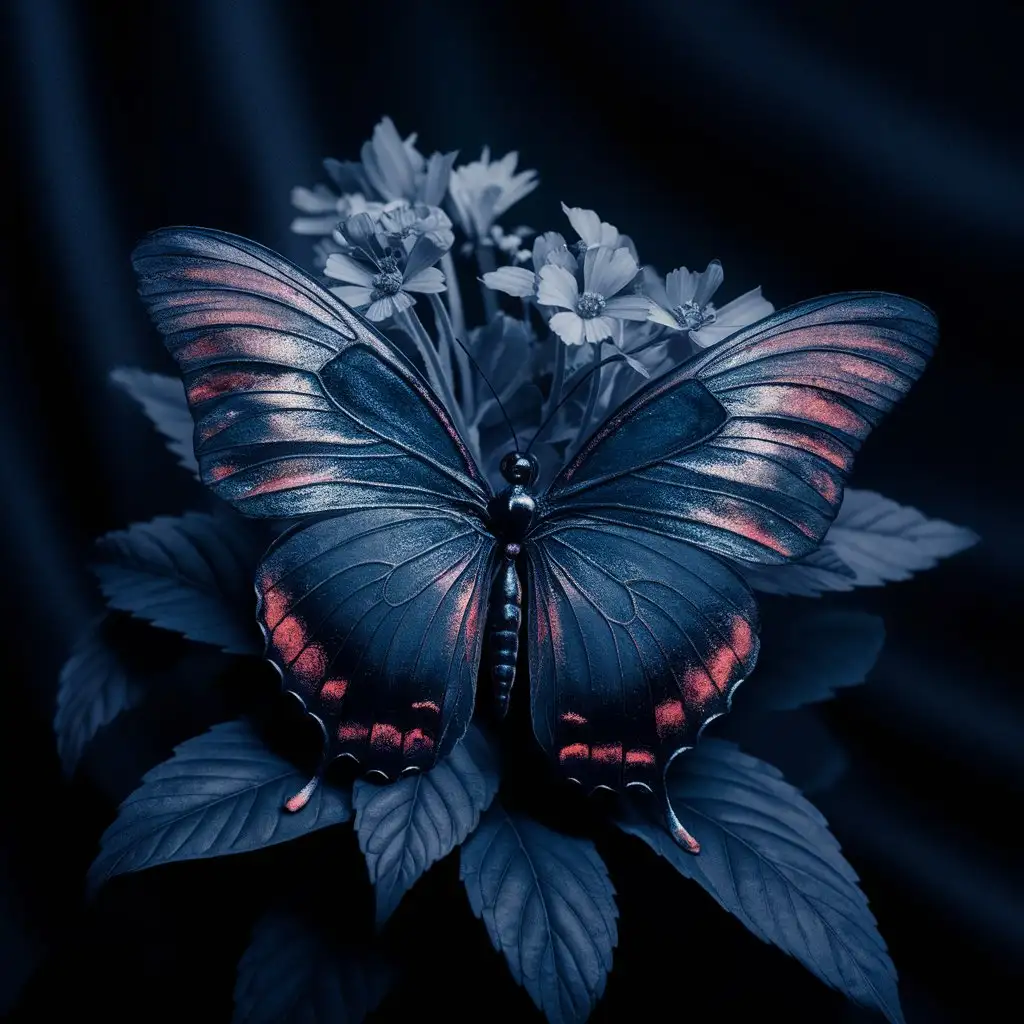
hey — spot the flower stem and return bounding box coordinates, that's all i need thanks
[541,332,567,426]
[440,251,466,338]
[429,293,475,420]
[475,244,500,322]
[575,343,604,455]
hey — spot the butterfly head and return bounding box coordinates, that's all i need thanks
[500,452,539,487]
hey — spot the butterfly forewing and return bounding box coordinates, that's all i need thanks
[132,228,495,775]
[528,293,937,792]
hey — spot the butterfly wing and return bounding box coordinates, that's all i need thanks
[528,293,936,791]
[132,227,495,774]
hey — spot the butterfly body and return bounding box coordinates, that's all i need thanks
[131,226,938,846]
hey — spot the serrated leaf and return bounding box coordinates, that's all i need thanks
[616,739,903,1023]
[741,610,886,712]
[111,367,199,478]
[460,803,618,1024]
[354,725,499,927]
[92,512,265,655]
[233,911,393,1024]
[54,617,146,776]
[740,489,979,597]
[87,720,351,893]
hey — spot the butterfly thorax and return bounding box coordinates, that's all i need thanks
[488,451,539,548]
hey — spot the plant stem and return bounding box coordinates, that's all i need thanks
[575,342,603,456]
[541,332,567,426]
[475,244,500,322]
[429,293,475,421]
[440,251,466,339]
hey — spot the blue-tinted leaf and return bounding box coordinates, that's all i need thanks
[54,617,146,777]
[742,610,885,712]
[88,720,351,893]
[110,367,199,478]
[233,911,393,1024]
[92,512,264,655]
[740,489,978,597]
[354,725,499,927]
[616,740,903,1024]
[460,803,618,1024]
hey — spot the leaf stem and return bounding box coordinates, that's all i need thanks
[429,293,475,421]
[440,251,466,339]
[574,343,603,456]
[475,244,500,322]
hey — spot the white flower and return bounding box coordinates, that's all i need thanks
[323,235,446,322]
[560,202,639,262]
[360,117,457,206]
[378,201,455,252]
[646,260,774,347]
[537,246,651,346]
[449,148,539,240]
[481,230,576,299]
[290,187,388,236]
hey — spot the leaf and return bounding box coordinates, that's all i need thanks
[54,617,147,777]
[354,724,499,927]
[92,512,265,655]
[111,367,199,478]
[233,911,393,1024]
[460,803,618,1024]
[740,489,979,597]
[87,720,351,893]
[616,739,904,1023]
[741,609,886,712]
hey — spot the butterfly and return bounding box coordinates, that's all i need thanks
[132,227,937,852]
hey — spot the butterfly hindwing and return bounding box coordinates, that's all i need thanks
[529,293,937,790]
[132,228,496,774]
[131,227,489,518]
[527,518,758,793]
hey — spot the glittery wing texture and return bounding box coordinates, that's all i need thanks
[541,293,937,565]
[131,227,490,519]
[258,508,496,777]
[526,519,759,794]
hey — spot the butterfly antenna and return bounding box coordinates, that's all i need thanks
[450,332,519,451]
[525,334,670,454]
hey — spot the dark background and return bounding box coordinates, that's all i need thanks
[1,2,1022,1021]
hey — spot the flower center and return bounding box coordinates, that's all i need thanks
[572,240,589,259]
[575,291,606,319]
[673,301,716,331]
[371,269,403,298]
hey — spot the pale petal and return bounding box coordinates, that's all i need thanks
[365,296,395,321]
[585,246,638,298]
[641,266,671,308]
[329,285,374,307]
[391,291,416,314]
[290,185,338,213]
[713,286,775,328]
[403,267,447,294]
[583,316,615,344]
[532,231,567,269]
[403,234,445,280]
[537,264,579,309]
[603,294,653,321]
[665,267,697,307]
[693,260,725,307]
[561,202,608,247]
[482,266,537,298]
[362,116,417,200]
[647,303,683,328]
[549,311,585,346]
[290,215,342,235]
[324,253,374,286]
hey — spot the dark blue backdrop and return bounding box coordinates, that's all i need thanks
[1,2,1021,1021]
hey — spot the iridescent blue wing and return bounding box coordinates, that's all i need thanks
[528,293,936,792]
[132,228,495,775]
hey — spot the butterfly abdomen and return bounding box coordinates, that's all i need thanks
[488,545,522,718]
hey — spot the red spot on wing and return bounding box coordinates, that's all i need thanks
[706,643,740,691]
[187,370,266,404]
[319,678,348,706]
[338,721,369,743]
[370,723,402,751]
[560,711,587,726]
[591,742,623,765]
[727,384,867,437]
[683,664,719,707]
[272,614,308,662]
[207,462,236,482]
[685,503,795,555]
[625,748,655,767]
[260,585,289,631]
[655,699,685,738]
[292,644,327,685]
[729,615,756,665]
[807,465,841,504]
[411,700,440,714]
[403,728,435,755]
[246,464,342,497]
[559,743,589,763]
[720,421,852,471]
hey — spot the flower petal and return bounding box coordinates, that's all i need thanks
[419,150,459,206]
[532,231,567,270]
[693,260,725,308]
[402,233,445,280]
[549,311,585,346]
[665,267,696,308]
[290,215,342,236]
[641,266,671,308]
[291,185,338,214]
[583,316,615,344]
[647,303,683,329]
[562,202,618,247]
[693,287,775,347]
[482,267,537,298]
[537,265,579,310]
[403,267,447,294]
[585,246,638,298]
[324,253,374,286]
[603,295,653,321]
[361,117,417,201]
[329,285,374,307]
[365,296,395,321]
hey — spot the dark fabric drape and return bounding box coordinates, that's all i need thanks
[2,2,1021,1020]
